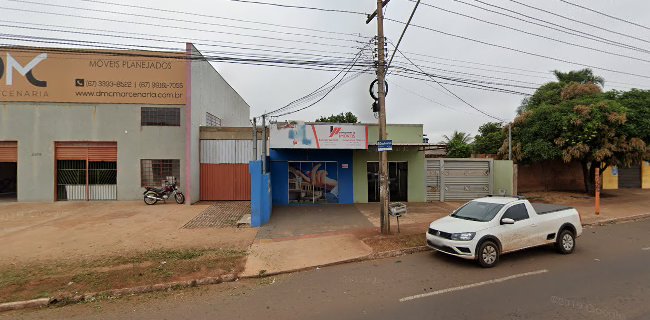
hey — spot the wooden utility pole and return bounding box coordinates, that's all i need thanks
[595,167,601,215]
[375,0,390,234]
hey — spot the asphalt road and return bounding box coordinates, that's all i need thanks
[5,218,650,320]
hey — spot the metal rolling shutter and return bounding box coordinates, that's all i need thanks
[0,142,17,162]
[55,142,117,161]
[619,165,641,188]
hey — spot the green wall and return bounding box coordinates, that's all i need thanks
[353,149,425,203]
[366,124,423,144]
[493,160,514,196]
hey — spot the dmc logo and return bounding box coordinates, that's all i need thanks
[329,127,342,137]
[0,53,48,87]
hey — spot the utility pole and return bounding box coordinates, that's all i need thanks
[261,115,267,174]
[252,117,258,161]
[508,123,512,161]
[368,0,390,234]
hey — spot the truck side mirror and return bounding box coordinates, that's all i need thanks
[501,218,515,225]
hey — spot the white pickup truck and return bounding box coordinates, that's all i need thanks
[426,196,583,268]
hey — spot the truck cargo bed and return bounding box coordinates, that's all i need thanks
[531,203,574,215]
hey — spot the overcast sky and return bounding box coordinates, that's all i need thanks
[4,0,650,142]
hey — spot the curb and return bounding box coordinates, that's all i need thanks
[0,273,238,313]
[582,212,650,227]
[241,245,430,279]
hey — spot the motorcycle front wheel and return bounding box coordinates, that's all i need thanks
[175,193,185,204]
[144,192,158,205]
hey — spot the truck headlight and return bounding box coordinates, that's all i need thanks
[451,232,476,241]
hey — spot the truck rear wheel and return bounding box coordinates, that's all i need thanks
[477,241,499,268]
[556,229,575,254]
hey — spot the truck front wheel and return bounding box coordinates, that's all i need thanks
[477,241,499,268]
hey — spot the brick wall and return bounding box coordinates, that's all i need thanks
[518,160,584,192]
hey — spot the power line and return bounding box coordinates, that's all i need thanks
[77,0,366,38]
[504,0,650,46]
[415,0,650,64]
[390,53,650,89]
[0,7,360,49]
[6,0,363,44]
[395,48,506,121]
[0,19,364,58]
[559,0,650,31]
[0,23,367,63]
[385,18,650,80]
[228,0,366,15]
[264,45,370,117]
[447,0,650,55]
[391,80,471,114]
[1,38,375,74]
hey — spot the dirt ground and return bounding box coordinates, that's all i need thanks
[0,201,257,264]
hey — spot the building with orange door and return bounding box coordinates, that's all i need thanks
[0,44,250,202]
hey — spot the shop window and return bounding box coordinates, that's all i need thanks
[141,107,180,126]
[206,112,222,127]
[141,159,180,187]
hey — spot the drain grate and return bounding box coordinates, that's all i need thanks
[182,202,250,229]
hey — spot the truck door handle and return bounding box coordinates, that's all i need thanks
[531,224,537,227]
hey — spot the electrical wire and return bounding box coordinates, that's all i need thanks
[0,7,360,49]
[228,0,366,15]
[446,0,650,55]
[265,45,370,117]
[559,0,650,32]
[395,48,506,121]
[385,18,650,80]
[415,0,650,64]
[504,0,650,46]
[391,80,470,113]
[0,20,364,59]
[5,0,363,44]
[77,0,366,38]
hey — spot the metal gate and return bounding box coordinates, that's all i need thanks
[199,140,261,201]
[55,142,117,201]
[426,159,493,201]
[618,165,641,188]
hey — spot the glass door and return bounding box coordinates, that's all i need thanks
[288,161,339,204]
[367,161,408,202]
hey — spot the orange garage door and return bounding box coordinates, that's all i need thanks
[200,164,251,200]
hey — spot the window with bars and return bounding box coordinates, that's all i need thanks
[141,159,180,187]
[206,112,222,127]
[141,107,181,126]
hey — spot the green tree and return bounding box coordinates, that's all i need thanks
[473,122,506,155]
[440,131,472,158]
[315,112,358,123]
[501,79,646,195]
[518,69,604,114]
[611,89,650,147]
[552,69,605,86]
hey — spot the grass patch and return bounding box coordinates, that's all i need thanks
[0,248,247,303]
[362,233,425,253]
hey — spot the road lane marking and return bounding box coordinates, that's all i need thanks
[642,247,650,251]
[399,269,549,302]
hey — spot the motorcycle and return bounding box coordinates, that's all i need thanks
[143,181,185,205]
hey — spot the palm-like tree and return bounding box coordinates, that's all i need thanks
[552,69,605,86]
[440,131,472,144]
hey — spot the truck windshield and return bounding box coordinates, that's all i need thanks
[451,201,505,222]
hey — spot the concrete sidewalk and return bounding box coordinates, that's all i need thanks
[0,201,257,264]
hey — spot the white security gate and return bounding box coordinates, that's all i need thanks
[426,159,493,201]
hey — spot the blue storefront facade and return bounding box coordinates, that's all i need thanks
[270,149,355,205]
